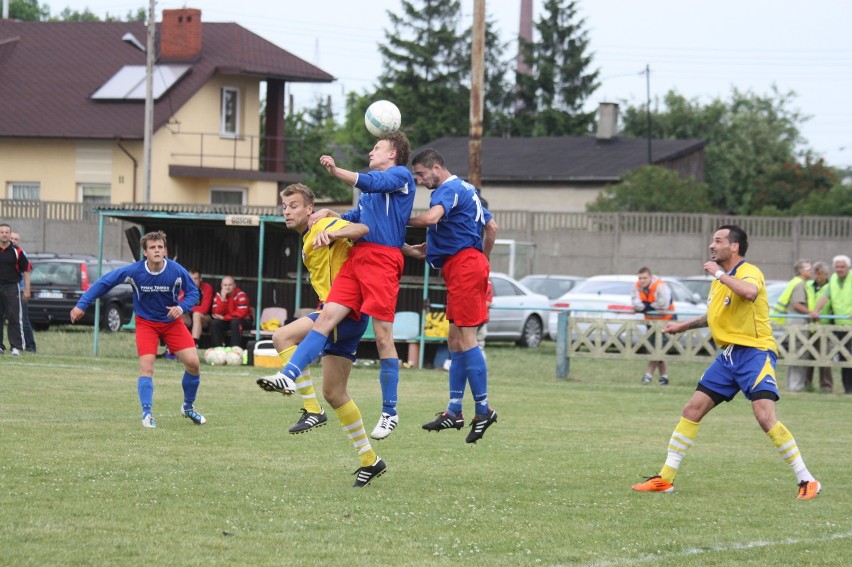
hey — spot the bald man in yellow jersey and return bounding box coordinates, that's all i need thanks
[632,225,821,500]
[257,184,386,487]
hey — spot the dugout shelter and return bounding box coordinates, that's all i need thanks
[89,204,447,364]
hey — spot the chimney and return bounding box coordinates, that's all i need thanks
[596,102,619,140]
[160,8,202,62]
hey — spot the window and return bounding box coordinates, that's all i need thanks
[79,184,111,205]
[220,87,240,137]
[8,182,40,200]
[211,188,245,205]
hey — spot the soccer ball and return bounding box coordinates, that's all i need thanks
[205,347,227,366]
[364,100,401,137]
[224,350,242,366]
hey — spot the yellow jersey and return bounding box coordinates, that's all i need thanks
[301,217,354,302]
[706,261,777,353]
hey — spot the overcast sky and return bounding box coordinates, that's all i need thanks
[47,0,852,168]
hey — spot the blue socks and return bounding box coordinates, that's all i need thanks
[137,376,153,417]
[379,358,399,415]
[181,371,200,409]
[447,351,466,415]
[463,346,489,416]
[282,330,328,379]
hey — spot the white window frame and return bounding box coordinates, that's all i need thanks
[8,182,41,200]
[78,183,112,205]
[210,187,246,205]
[220,87,240,138]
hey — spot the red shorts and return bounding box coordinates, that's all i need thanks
[326,242,403,322]
[443,248,490,327]
[135,315,196,356]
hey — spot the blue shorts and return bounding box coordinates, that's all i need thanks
[699,345,780,402]
[306,311,370,362]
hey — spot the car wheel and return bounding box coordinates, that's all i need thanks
[32,322,50,332]
[102,303,124,332]
[517,315,543,348]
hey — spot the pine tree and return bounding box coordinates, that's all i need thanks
[514,0,600,136]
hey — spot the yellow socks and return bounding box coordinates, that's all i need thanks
[660,416,700,483]
[334,400,376,467]
[767,421,813,483]
[279,345,322,413]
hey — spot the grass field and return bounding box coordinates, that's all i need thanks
[2,328,851,566]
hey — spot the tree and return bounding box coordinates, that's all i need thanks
[751,158,836,215]
[621,88,807,214]
[371,0,469,147]
[8,0,49,20]
[587,165,714,213]
[281,102,353,202]
[513,0,600,136]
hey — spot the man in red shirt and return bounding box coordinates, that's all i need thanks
[210,275,252,347]
[182,269,213,348]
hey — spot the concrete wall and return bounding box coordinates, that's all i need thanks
[3,205,850,280]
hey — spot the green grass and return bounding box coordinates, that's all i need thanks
[2,329,851,566]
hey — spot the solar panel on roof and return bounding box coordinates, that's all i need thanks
[91,64,191,100]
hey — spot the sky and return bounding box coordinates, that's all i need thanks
[43,0,852,168]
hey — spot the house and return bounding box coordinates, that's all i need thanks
[412,103,706,213]
[0,8,333,207]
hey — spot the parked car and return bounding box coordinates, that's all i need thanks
[679,275,714,299]
[487,272,550,348]
[519,274,586,302]
[28,255,134,332]
[680,274,786,300]
[547,275,707,339]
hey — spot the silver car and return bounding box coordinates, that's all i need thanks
[546,275,707,339]
[487,272,551,348]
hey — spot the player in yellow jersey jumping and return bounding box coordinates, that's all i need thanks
[632,225,822,500]
[257,184,385,487]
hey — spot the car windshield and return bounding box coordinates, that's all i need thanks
[520,277,578,299]
[569,280,634,295]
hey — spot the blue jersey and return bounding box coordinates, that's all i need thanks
[424,175,490,269]
[76,259,199,323]
[344,165,416,248]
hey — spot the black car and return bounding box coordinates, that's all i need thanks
[28,255,134,332]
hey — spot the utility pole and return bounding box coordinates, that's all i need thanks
[645,64,652,164]
[468,0,485,191]
[142,0,156,203]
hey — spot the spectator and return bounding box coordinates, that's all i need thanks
[771,259,812,392]
[0,223,30,356]
[811,254,852,394]
[805,261,833,393]
[631,267,675,385]
[210,276,252,347]
[181,269,213,348]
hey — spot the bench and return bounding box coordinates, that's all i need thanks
[358,310,446,368]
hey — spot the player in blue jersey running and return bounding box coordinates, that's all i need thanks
[408,148,499,443]
[70,231,206,429]
[268,132,415,448]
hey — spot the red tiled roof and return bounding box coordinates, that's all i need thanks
[0,20,334,139]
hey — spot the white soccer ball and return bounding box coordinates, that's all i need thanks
[224,350,242,366]
[206,347,227,366]
[364,100,402,137]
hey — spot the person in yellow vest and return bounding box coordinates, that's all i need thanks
[811,254,852,394]
[771,260,812,392]
[632,225,821,499]
[805,261,833,392]
[631,267,675,385]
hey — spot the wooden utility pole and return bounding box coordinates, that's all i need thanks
[468,0,485,191]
